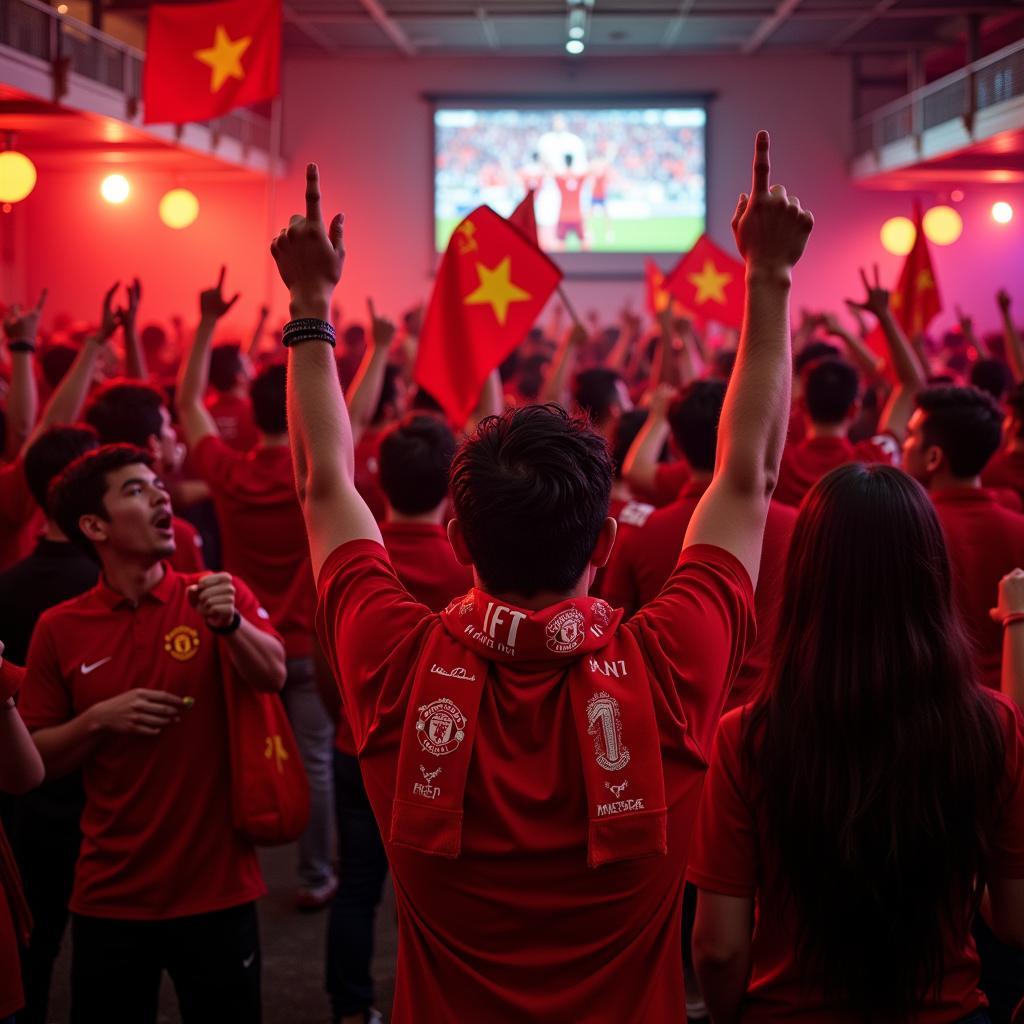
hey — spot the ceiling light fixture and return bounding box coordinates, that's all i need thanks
[566,38,584,54]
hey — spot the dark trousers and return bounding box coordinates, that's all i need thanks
[70,902,261,1024]
[325,751,389,1020]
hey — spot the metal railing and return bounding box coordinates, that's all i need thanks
[853,36,1024,157]
[0,0,272,153]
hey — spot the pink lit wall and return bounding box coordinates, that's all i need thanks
[279,53,1024,337]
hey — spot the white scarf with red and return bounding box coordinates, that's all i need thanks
[390,589,667,868]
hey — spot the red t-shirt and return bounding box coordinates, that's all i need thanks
[204,391,259,452]
[555,173,585,223]
[193,436,315,657]
[170,515,205,574]
[983,448,1024,503]
[774,434,899,507]
[602,480,797,708]
[0,823,23,1016]
[688,696,1024,1022]
[354,429,387,522]
[317,539,753,1022]
[19,566,273,920]
[0,459,40,572]
[932,486,1024,690]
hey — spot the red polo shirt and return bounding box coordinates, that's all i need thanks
[19,566,273,920]
[205,391,258,452]
[688,696,1024,1022]
[0,459,40,571]
[633,459,691,509]
[601,479,797,708]
[932,486,1024,690]
[775,434,898,507]
[984,448,1024,504]
[317,538,753,1021]
[192,436,315,657]
[170,516,205,573]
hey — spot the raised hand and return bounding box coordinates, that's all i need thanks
[270,163,344,321]
[991,568,1024,624]
[116,278,142,332]
[648,382,678,421]
[199,266,240,322]
[2,288,47,342]
[955,303,973,334]
[847,265,891,320]
[997,289,1012,316]
[567,321,589,349]
[731,131,813,274]
[97,281,121,342]
[187,572,237,630]
[367,298,396,351]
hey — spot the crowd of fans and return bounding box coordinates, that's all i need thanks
[0,132,1022,1024]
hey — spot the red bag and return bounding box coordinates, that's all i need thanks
[221,657,310,846]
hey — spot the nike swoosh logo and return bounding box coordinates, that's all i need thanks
[81,657,112,675]
[242,953,256,969]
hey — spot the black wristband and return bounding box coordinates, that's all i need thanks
[208,610,242,635]
[283,331,336,349]
[8,341,36,353]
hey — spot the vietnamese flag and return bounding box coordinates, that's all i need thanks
[415,206,562,427]
[662,234,745,329]
[645,259,672,317]
[508,191,539,248]
[144,0,281,124]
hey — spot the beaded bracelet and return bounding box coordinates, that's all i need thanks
[283,317,335,339]
[283,330,336,348]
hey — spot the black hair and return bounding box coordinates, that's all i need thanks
[50,444,154,556]
[379,414,457,516]
[969,358,1013,403]
[40,344,78,390]
[610,409,648,480]
[573,368,624,428]
[84,379,166,447]
[1007,382,1024,429]
[410,386,444,416]
[916,385,1003,478]
[668,380,727,473]
[24,425,99,512]
[372,364,403,425]
[450,405,612,596]
[793,340,841,376]
[803,357,859,425]
[250,363,287,436]
[746,463,1004,1016]
[711,350,738,381]
[209,344,243,393]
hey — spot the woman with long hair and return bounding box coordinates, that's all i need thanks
[688,464,1024,1023]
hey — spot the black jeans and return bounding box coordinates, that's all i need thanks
[70,902,261,1024]
[325,751,389,1020]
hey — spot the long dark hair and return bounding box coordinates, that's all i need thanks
[745,464,1005,1016]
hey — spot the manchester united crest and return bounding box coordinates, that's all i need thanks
[164,625,200,662]
[416,698,467,757]
[546,607,587,654]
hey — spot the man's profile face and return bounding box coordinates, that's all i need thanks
[87,462,176,561]
[901,409,936,483]
[153,404,184,475]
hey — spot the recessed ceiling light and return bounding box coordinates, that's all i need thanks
[566,38,584,54]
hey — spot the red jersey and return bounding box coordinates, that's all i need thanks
[19,566,274,920]
[205,391,259,453]
[983,448,1024,504]
[689,697,1024,1023]
[602,480,797,708]
[0,459,40,571]
[555,173,585,224]
[317,539,753,1022]
[170,515,205,573]
[193,436,315,657]
[774,434,899,507]
[354,429,387,522]
[932,487,1024,690]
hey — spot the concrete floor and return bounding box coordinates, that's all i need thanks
[47,844,398,1024]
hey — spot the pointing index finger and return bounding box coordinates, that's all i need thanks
[751,130,770,197]
[306,163,322,224]
[367,297,377,322]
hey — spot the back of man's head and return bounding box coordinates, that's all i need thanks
[668,380,727,473]
[25,425,100,513]
[793,340,840,377]
[804,357,860,425]
[450,405,612,597]
[250,363,287,435]
[380,414,456,516]
[209,344,243,393]
[969,357,1013,403]
[917,384,1002,478]
[84,379,165,447]
[574,368,624,429]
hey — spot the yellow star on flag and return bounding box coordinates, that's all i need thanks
[463,257,532,326]
[687,259,732,305]
[916,268,934,291]
[194,25,252,93]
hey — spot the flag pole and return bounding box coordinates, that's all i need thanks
[263,95,283,316]
[556,283,582,328]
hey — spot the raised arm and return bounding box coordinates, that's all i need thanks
[997,290,1024,383]
[245,304,271,357]
[992,569,1024,709]
[271,165,382,577]
[118,279,148,380]
[821,311,885,380]
[346,298,395,446]
[955,304,987,361]
[2,290,45,458]
[623,383,676,496]
[175,268,239,447]
[683,131,813,585]
[464,368,505,436]
[539,322,587,408]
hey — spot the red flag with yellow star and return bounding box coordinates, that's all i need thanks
[662,234,745,329]
[508,190,539,248]
[415,206,562,427]
[144,0,281,124]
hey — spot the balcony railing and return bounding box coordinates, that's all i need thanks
[853,36,1024,157]
[0,0,272,153]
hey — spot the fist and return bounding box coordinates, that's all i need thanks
[188,572,237,630]
[648,382,678,421]
[990,568,1024,624]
